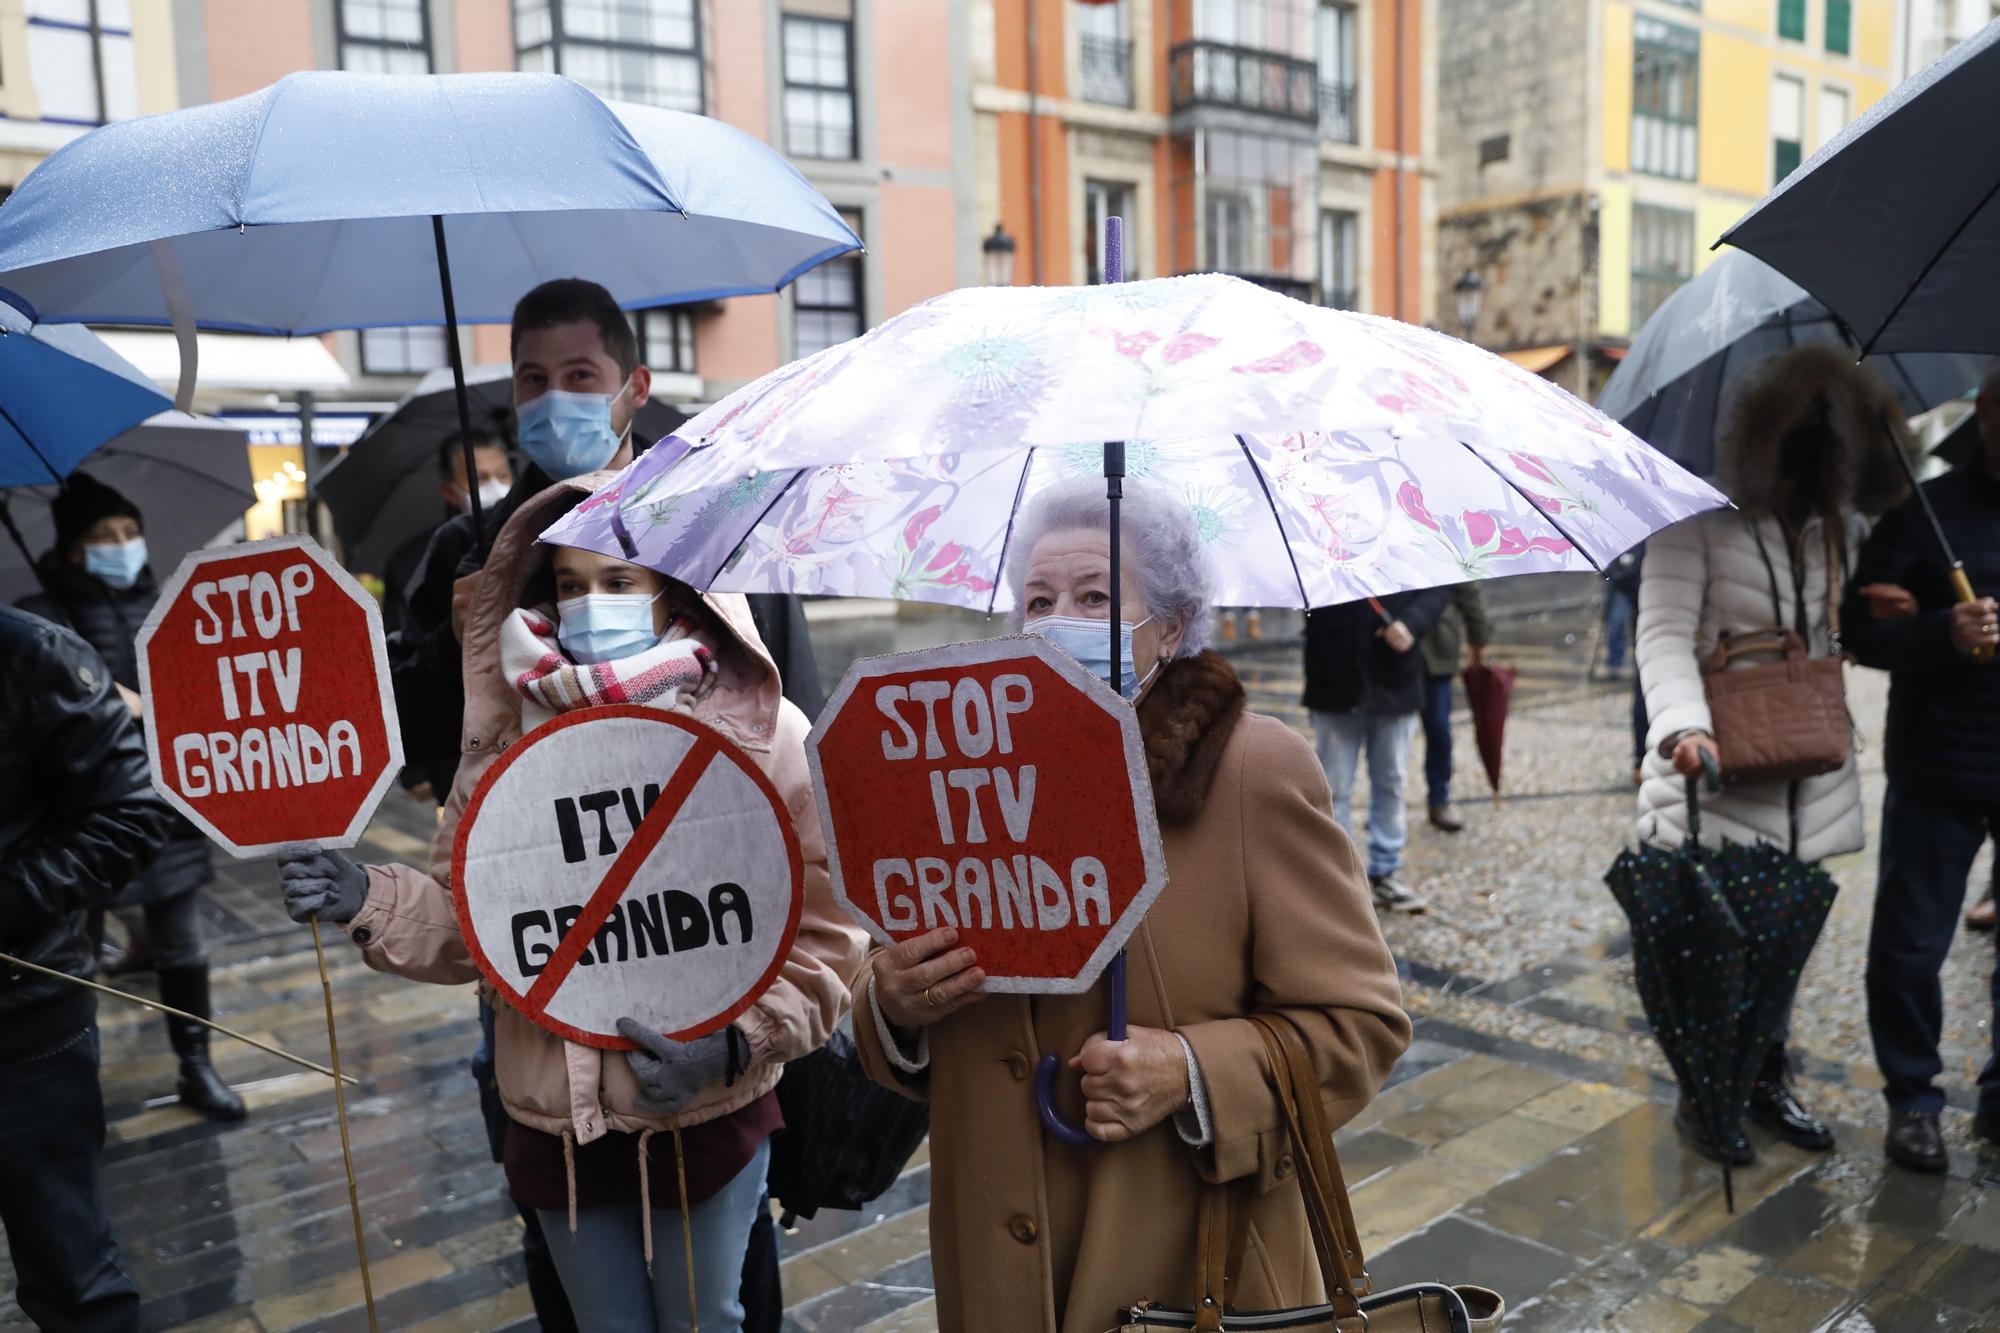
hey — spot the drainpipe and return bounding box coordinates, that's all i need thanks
[1027,0,1045,284]
[1392,0,1405,320]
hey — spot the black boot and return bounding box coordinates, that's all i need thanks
[158,966,247,1122]
[1675,1098,1754,1166]
[1748,1046,1833,1150]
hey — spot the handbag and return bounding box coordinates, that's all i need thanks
[1117,1015,1503,1333]
[1700,520,1851,787]
[767,1026,930,1227]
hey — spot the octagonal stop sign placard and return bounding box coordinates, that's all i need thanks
[808,636,1167,993]
[137,535,403,858]
[453,707,805,1050]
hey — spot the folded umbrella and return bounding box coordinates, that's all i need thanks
[0,414,254,603]
[1460,661,1516,798]
[1604,763,1839,1210]
[768,1026,929,1226]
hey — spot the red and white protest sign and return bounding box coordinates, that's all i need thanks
[808,636,1167,994]
[137,535,403,859]
[452,706,805,1050]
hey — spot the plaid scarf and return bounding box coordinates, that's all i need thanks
[501,605,716,717]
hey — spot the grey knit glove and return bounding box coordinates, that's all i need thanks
[277,848,369,924]
[617,1019,735,1116]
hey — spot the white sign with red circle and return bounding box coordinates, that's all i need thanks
[136,535,403,859]
[453,706,804,1050]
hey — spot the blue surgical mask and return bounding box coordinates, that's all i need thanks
[517,381,632,480]
[83,537,146,590]
[556,591,663,665]
[1024,613,1157,700]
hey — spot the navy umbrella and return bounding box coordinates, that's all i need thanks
[1718,20,2000,355]
[0,295,169,487]
[1598,250,1985,477]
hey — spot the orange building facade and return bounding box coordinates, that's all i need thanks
[973,0,1437,323]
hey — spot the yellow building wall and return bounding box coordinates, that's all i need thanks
[1597,181,1632,339]
[1694,198,1742,270]
[1856,0,1893,70]
[1602,4,1633,175]
[1698,33,1770,198]
[1703,0,1770,35]
[132,0,179,116]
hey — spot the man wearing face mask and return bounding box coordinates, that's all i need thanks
[16,473,249,1122]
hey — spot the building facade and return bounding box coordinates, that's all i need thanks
[1438,0,1898,394]
[972,0,1437,325]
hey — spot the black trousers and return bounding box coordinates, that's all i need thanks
[0,1023,141,1332]
[1865,783,2000,1118]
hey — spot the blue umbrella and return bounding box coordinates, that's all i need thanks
[0,70,861,531]
[1598,249,1986,477]
[0,296,169,487]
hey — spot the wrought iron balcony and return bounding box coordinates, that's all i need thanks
[1168,40,1318,124]
[1319,80,1357,144]
[1079,34,1134,107]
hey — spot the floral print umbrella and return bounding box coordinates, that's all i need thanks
[544,275,1725,609]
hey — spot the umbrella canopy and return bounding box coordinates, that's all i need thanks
[1597,250,1985,476]
[0,414,254,603]
[0,71,861,335]
[1717,21,2000,355]
[544,279,1724,608]
[0,297,170,486]
[1460,661,1515,795]
[318,362,687,576]
[1605,776,1839,1209]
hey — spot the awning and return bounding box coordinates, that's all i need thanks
[1502,345,1572,375]
[94,330,352,394]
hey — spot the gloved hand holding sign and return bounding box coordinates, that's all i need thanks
[616,1018,735,1116]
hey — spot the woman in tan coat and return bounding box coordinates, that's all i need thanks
[853,479,1412,1332]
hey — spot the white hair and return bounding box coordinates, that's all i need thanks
[1005,474,1213,658]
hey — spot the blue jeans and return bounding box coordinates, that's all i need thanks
[1312,710,1416,880]
[536,1139,771,1333]
[0,1024,140,1333]
[1865,785,2000,1118]
[1419,675,1454,808]
[1604,589,1637,670]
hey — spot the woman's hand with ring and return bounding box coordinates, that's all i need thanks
[1071,1026,1191,1143]
[873,927,986,1031]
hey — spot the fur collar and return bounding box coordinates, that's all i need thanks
[1138,650,1247,825]
[1720,344,1913,519]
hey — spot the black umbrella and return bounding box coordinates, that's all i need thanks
[767,1026,929,1226]
[318,363,687,577]
[1605,758,1839,1209]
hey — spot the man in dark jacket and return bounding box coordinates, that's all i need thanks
[1416,583,1493,832]
[1303,587,1451,912]
[1843,366,2000,1174]
[1,605,175,1331]
[16,472,247,1120]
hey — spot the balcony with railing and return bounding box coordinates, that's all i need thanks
[1168,40,1318,124]
[1319,80,1357,144]
[1319,287,1358,311]
[1079,34,1134,107]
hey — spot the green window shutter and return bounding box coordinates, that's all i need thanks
[1826,0,1852,53]
[1773,139,1802,183]
[1778,0,1806,40]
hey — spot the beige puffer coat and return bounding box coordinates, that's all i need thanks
[341,475,868,1147]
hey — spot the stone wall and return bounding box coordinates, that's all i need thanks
[1439,191,1597,352]
[1436,0,1592,211]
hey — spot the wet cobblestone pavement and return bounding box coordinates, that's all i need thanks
[6,578,1998,1331]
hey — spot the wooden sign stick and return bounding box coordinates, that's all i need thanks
[308,915,378,1332]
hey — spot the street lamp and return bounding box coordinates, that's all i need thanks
[982,222,1018,287]
[1454,268,1484,342]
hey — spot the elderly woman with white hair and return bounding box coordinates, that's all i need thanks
[849,477,1412,1333]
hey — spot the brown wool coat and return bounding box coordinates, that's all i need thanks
[852,651,1412,1333]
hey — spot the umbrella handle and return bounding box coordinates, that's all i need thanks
[1683,749,1722,846]
[1948,566,1994,666]
[1033,953,1127,1150]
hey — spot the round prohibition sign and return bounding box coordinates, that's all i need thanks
[452,706,805,1051]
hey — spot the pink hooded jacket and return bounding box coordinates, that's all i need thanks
[341,474,867,1148]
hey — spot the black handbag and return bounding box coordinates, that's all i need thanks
[768,1025,930,1225]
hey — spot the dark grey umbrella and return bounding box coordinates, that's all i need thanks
[0,413,254,603]
[1597,250,1984,477]
[1718,20,2000,355]
[318,362,686,577]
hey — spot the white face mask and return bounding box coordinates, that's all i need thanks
[555,590,665,665]
[1023,613,1159,699]
[451,476,513,514]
